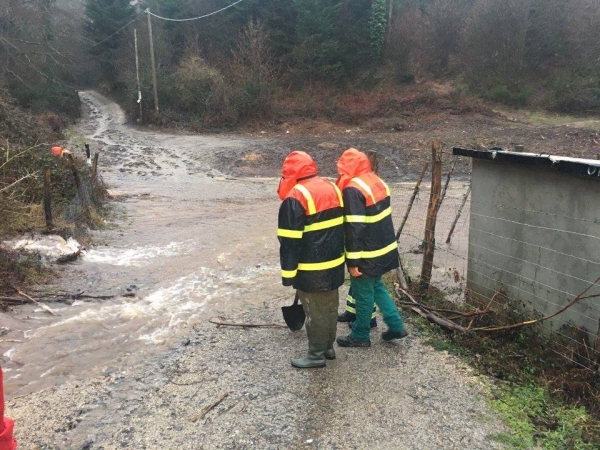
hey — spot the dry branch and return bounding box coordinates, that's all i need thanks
[190,392,229,422]
[12,286,58,316]
[395,285,468,333]
[470,277,600,333]
[0,171,39,193]
[396,160,429,240]
[209,319,287,329]
[438,155,458,210]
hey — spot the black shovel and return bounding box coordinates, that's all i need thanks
[281,292,305,331]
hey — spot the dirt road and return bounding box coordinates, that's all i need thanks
[3,92,506,449]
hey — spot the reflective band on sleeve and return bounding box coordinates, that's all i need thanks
[346,294,355,305]
[277,228,303,239]
[345,305,356,314]
[294,184,316,215]
[282,269,298,278]
[351,177,376,204]
[332,182,344,207]
[297,255,345,271]
[346,242,398,260]
[304,216,343,232]
[382,180,390,196]
[345,207,392,224]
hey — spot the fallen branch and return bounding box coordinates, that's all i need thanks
[396,299,490,318]
[470,277,600,333]
[12,286,58,316]
[209,319,287,329]
[395,285,468,333]
[190,392,229,422]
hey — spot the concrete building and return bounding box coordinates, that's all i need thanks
[454,148,600,345]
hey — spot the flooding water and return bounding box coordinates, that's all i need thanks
[1,91,290,397]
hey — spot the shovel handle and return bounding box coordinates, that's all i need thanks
[293,291,300,306]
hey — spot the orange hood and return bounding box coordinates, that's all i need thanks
[336,148,372,190]
[278,151,319,200]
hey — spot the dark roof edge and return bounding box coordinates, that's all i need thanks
[453,147,600,180]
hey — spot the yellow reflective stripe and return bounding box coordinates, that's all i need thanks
[346,305,356,314]
[381,180,390,196]
[282,269,297,278]
[277,228,303,239]
[332,183,344,207]
[352,177,376,204]
[294,184,316,215]
[304,216,343,232]
[346,294,355,305]
[346,242,398,260]
[298,255,345,271]
[345,207,392,224]
[371,311,377,319]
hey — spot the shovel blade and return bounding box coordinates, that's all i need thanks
[281,304,305,331]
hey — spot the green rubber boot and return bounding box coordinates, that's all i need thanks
[291,343,327,368]
[324,347,336,360]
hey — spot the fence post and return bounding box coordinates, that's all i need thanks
[66,153,89,214]
[366,150,379,174]
[446,184,471,244]
[396,160,429,241]
[92,152,99,179]
[43,166,52,230]
[420,141,442,292]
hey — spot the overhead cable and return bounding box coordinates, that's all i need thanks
[146,0,245,22]
[89,12,144,48]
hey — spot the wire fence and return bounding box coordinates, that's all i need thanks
[391,169,600,373]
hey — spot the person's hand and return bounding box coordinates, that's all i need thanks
[348,266,362,278]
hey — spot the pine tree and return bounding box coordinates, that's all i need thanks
[84,0,136,86]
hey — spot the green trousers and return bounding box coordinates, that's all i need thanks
[350,276,405,341]
[298,289,339,352]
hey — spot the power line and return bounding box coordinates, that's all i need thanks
[146,0,245,22]
[88,12,144,49]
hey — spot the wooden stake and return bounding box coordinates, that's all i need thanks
[66,153,89,213]
[92,152,99,179]
[43,166,52,230]
[396,160,429,240]
[420,141,442,292]
[446,184,471,244]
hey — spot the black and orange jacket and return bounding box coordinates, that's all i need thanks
[277,151,345,293]
[337,148,399,277]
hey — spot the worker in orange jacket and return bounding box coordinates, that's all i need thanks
[335,148,408,347]
[277,151,346,368]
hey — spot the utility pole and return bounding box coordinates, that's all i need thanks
[134,28,143,123]
[146,10,159,115]
[386,0,394,45]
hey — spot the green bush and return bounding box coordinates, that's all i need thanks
[483,83,532,107]
[546,75,600,113]
[172,56,228,116]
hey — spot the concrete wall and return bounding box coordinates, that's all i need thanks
[467,159,600,342]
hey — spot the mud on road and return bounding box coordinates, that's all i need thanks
[11,90,595,448]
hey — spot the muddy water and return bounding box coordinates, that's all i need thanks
[1,91,290,397]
